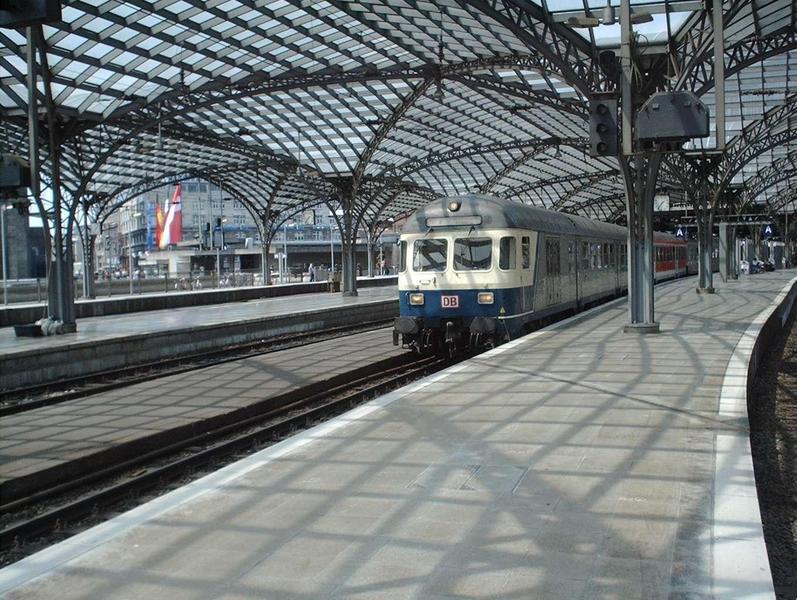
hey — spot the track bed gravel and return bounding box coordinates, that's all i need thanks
[749,308,797,600]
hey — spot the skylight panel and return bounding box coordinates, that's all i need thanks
[166,1,194,15]
[82,16,115,34]
[109,4,137,19]
[110,27,139,44]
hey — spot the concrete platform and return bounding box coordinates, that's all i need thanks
[1,272,792,600]
[0,276,398,327]
[0,328,407,502]
[0,286,398,391]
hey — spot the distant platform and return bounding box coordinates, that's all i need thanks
[1,271,793,600]
[0,276,398,327]
[0,286,398,390]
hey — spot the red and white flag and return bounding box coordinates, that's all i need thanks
[158,184,183,249]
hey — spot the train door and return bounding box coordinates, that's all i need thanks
[567,238,578,305]
[520,234,534,311]
[545,237,561,306]
[612,242,620,293]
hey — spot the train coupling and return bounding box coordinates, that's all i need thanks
[393,316,421,346]
[469,316,496,335]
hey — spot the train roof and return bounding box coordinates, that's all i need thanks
[401,194,628,240]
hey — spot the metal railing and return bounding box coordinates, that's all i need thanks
[0,270,316,305]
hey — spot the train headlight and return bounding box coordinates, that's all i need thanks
[447,199,461,212]
[477,292,494,304]
[409,293,425,305]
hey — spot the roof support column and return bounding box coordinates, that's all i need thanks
[258,214,272,286]
[80,200,96,298]
[695,189,716,293]
[673,153,725,293]
[35,25,75,331]
[366,230,374,278]
[336,180,358,297]
[713,0,726,150]
[718,222,737,282]
[621,154,662,333]
[619,0,660,334]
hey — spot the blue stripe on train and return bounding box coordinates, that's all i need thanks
[399,287,533,327]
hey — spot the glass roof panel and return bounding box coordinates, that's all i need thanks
[0,0,793,218]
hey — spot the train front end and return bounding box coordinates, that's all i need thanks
[393,195,528,355]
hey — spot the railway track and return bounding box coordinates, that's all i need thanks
[0,318,392,416]
[0,352,449,559]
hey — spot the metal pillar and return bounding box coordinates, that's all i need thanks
[260,217,270,285]
[1,206,7,305]
[366,232,374,278]
[622,155,661,333]
[713,0,725,151]
[82,232,96,298]
[718,222,734,282]
[36,26,75,330]
[695,200,715,293]
[619,0,659,334]
[128,220,134,295]
[340,208,358,296]
[620,0,633,156]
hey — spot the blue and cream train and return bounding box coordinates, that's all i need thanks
[393,194,687,354]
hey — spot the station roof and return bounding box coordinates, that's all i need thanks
[0,1,795,229]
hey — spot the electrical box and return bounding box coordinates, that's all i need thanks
[636,91,709,143]
[0,0,61,28]
[0,154,31,195]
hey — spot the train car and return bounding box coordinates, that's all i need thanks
[686,238,719,275]
[393,194,686,355]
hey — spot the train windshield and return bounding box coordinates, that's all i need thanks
[454,237,492,271]
[413,239,448,272]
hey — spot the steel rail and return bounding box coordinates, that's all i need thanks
[0,319,393,416]
[0,353,446,551]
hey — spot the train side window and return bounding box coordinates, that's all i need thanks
[499,237,517,270]
[581,241,590,270]
[453,237,492,271]
[398,241,407,273]
[521,236,530,269]
[602,244,609,269]
[413,239,448,272]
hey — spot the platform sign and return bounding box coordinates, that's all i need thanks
[675,226,685,238]
[441,295,459,309]
[763,224,775,238]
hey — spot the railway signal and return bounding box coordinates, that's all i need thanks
[589,95,618,157]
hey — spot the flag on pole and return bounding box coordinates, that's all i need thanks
[158,184,183,249]
[155,200,165,248]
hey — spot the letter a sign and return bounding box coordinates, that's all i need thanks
[763,224,774,238]
[675,227,684,238]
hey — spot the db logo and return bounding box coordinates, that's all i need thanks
[441,295,459,308]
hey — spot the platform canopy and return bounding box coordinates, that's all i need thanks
[0,0,796,228]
